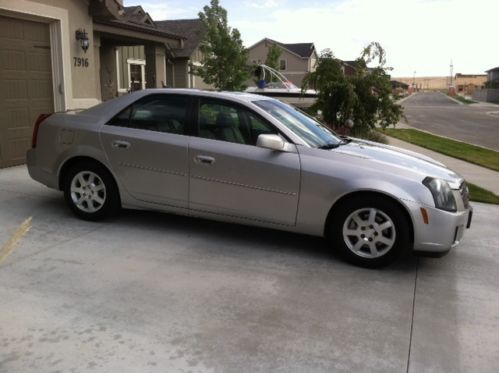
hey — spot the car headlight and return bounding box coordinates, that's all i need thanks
[423,177,457,212]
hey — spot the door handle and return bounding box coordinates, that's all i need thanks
[194,155,215,165]
[112,140,131,149]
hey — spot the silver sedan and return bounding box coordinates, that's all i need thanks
[27,89,472,267]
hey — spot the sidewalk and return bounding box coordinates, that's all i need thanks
[386,136,499,195]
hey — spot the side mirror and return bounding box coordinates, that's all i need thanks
[256,134,286,151]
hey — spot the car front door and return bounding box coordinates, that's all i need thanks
[100,94,191,208]
[188,98,301,226]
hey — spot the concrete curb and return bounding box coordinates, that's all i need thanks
[438,91,463,105]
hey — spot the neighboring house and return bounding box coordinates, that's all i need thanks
[391,80,409,96]
[156,19,212,89]
[0,0,187,168]
[486,67,499,87]
[472,66,499,103]
[247,38,318,87]
[342,60,358,76]
[454,73,486,96]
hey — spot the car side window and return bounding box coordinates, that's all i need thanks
[108,95,189,135]
[198,99,277,145]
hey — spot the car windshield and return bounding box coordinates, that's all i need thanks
[253,99,342,148]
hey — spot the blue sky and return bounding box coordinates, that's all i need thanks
[125,0,499,77]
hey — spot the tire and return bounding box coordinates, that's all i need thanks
[63,161,120,221]
[328,195,411,268]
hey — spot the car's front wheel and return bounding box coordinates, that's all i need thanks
[63,161,120,221]
[328,196,411,268]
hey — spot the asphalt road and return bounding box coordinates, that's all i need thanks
[1,166,499,372]
[401,92,499,151]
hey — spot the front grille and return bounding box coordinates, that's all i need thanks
[459,182,470,208]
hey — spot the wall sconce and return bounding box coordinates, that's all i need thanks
[75,28,89,53]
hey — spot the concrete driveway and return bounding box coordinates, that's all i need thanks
[402,92,499,151]
[1,166,499,372]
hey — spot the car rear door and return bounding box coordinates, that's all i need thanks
[100,94,191,208]
[188,97,301,226]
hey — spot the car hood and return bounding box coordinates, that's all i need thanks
[330,138,464,188]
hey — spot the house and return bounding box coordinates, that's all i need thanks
[156,18,211,89]
[485,67,499,87]
[247,38,318,87]
[454,73,486,96]
[472,66,499,103]
[0,0,216,168]
[115,15,211,93]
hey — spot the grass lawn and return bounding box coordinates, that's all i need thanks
[382,128,499,172]
[449,94,477,104]
[468,182,499,205]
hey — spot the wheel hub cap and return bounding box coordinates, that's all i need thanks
[70,171,106,213]
[342,208,396,259]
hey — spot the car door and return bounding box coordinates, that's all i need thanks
[188,97,301,226]
[100,94,191,208]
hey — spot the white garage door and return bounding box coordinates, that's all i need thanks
[0,15,54,168]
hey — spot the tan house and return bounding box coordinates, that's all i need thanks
[247,38,318,87]
[454,73,486,96]
[0,0,212,168]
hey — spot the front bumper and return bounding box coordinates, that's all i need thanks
[407,200,473,254]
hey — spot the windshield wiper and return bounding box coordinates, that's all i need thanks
[318,142,341,149]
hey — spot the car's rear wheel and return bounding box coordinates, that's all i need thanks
[328,196,411,268]
[63,161,120,221]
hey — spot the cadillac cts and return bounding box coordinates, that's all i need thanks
[27,89,472,267]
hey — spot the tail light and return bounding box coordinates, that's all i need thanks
[32,113,52,148]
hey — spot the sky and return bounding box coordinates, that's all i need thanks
[125,0,499,77]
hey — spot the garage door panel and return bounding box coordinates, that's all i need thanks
[0,15,53,168]
[23,21,50,42]
[27,51,51,72]
[2,80,28,100]
[0,17,24,39]
[0,50,26,71]
[28,79,53,99]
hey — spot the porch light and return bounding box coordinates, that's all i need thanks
[75,28,89,53]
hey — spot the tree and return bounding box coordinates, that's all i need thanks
[265,43,282,70]
[196,0,250,90]
[302,43,403,136]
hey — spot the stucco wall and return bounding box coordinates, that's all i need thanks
[29,0,98,104]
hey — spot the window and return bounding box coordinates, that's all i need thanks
[279,59,286,70]
[108,95,189,135]
[198,99,277,145]
[253,99,341,148]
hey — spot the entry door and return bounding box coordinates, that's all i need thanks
[189,98,301,225]
[0,15,54,168]
[100,94,191,208]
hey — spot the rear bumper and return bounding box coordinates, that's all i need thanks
[408,200,472,254]
[26,149,58,189]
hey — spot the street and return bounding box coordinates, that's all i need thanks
[401,92,499,151]
[1,166,499,372]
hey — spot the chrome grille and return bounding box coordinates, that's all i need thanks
[460,182,470,208]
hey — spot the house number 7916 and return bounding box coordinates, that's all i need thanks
[74,57,89,67]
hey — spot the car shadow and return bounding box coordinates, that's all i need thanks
[116,208,418,272]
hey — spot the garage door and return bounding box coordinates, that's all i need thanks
[0,15,54,168]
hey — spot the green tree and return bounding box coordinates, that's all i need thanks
[196,0,250,90]
[265,43,282,70]
[302,43,403,136]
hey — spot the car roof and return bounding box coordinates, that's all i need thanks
[135,88,273,103]
[77,89,275,121]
